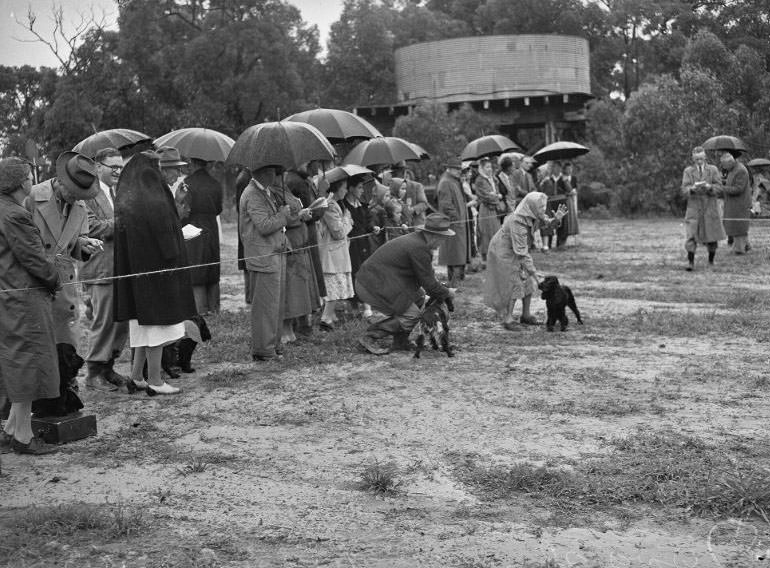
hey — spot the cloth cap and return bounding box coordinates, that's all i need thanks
[0,157,31,194]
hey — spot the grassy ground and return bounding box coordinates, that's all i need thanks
[2,218,770,567]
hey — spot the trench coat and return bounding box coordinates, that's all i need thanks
[355,231,450,316]
[26,180,89,344]
[183,168,223,286]
[722,162,751,237]
[436,171,469,266]
[318,200,352,273]
[113,153,197,326]
[474,174,502,254]
[681,164,726,243]
[0,194,60,402]
[285,171,326,298]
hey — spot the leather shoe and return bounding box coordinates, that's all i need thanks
[146,382,181,396]
[0,431,12,453]
[11,436,58,455]
[126,378,148,394]
[502,321,517,331]
[358,336,390,355]
[319,321,335,332]
[519,315,540,325]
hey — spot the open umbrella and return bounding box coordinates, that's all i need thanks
[227,122,335,171]
[325,164,374,185]
[702,135,747,153]
[283,108,381,141]
[748,158,770,168]
[154,128,235,162]
[460,135,520,161]
[342,137,421,166]
[405,142,430,161]
[73,128,152,158]
[532,141,590,163]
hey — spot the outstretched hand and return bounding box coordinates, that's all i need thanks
[555,204,568,220]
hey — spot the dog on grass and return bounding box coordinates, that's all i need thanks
[32,343,85,417]
[410,295,455,358]
[538,276,583,332]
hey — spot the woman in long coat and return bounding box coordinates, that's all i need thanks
[318,179,354,330]
[720,152,752,254]
[342,174,374,317]
[0,158,61,454]
[484,192,566,330]
[474,158,503,261]
[437,163,469,282]
[114,151,197,395]
[562,162,580,237]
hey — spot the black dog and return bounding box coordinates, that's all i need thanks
[32,344,85,417]
[538,276,583,332]
[411,295,455,358]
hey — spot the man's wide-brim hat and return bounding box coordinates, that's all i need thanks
[56,151,100,200]
[419,213,455,237]
[157,146,188,168]
[444,157,462,170]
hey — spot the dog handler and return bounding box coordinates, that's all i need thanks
[356,213,455,355]
[484,192,566,331]
[0,158,61,455]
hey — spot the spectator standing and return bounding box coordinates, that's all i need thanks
[562,162,580,239]
[0,158,61,454]
[539,161,569,248]
[720,152,752,254]
[318,178,355,330]
[437,158,469,287]
[681,147,725,271]
[183,158,223,314]
[239,166,292,361]
[342,174,375,318]
[26,152,102,346]
[474,157,503,263]
[82,148,129,390]
[114,150,197,394]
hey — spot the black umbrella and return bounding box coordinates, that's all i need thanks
[73,128,152,158]
[405,142,430,161]
[154,128,235,162]
[227,122,335,171]
[342,137,421,167]
[702,135,747,153]
[283,108,381,142]
[460,135,520,161]
[533,141,590,163]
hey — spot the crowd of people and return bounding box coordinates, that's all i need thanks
[0,135,586,455]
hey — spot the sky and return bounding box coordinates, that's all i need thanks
[0,0,344,68]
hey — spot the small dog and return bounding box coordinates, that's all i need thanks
[538,276,583,332]
[32,343,85,417]
[410,295,455,358]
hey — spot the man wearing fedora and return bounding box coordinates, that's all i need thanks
[436,158,469,287]
[26,151,104,348]
[355,213,455,354]
[81,147,129,390]
[157,146,190,219]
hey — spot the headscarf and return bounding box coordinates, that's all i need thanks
[388,177,405,198]
[513,191,547,224]
[0,157,31,195]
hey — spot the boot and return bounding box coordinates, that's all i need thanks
[85,362,117,391]
[103,358,127,387]
[391,331,412,352]
[708,250,715,265]
[177,338,197,373]
[686,251,695,271]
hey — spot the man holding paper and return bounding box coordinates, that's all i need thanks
[681,146,725,271]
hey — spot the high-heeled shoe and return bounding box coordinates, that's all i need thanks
[126,378,149,394]
[146,382,181,396]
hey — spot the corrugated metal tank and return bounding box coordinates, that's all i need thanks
[395,35,591,104]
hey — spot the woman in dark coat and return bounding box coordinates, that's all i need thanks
[0,158,60,454]
[183,159,223,314]
[114,151,197,395]
[342,174,374,317]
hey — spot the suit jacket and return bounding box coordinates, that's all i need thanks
[239,180,290,273]
[25,179,89,344]
[81,182,115,282]
[681,163,725,243]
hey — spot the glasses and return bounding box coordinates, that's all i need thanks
[100,163,123,173]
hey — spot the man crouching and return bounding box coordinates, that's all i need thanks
[356,213,455,355]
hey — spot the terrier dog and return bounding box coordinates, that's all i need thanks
[411,295,455,358]
[32,344,85,417]
[538,276,583,332]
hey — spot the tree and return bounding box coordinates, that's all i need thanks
[0,65,57,157]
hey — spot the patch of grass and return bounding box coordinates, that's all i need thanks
[628,307,769,339]
[452,430,770,523]
[359,460,402,494]
[177,456,209,476]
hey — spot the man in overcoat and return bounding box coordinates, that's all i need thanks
[720,152,752,254]
[82,147,129,389]
[436,158,469,288]
[355,214,455,354]
[681,146,725,271]
[239,165,293,361]
[26,152,103,347]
